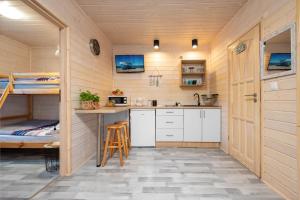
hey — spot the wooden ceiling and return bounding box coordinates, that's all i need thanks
[76,0,248,46]
[0,0,59,47]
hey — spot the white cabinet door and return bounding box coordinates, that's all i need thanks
[183,109,202,142]
[130,109,155,147]
[202,109,221,142]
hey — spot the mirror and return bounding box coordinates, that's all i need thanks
[260,23,296,79]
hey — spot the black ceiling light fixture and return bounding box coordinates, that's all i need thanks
[192,39,198,49]
[153,39,159,50]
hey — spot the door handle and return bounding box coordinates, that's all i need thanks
[244,93,257,102]
[244,93,257,97]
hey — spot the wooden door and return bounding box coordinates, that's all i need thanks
[228,25,261,176]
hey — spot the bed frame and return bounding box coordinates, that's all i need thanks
[0,72,60,148]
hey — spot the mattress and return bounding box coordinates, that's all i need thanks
[0,120,59,143]
[0,120,59,135]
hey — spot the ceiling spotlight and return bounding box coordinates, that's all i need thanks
[153,39,159,49]
[0,1,25,20]
[192,39,198,49]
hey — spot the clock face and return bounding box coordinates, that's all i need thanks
[89,39,100,56]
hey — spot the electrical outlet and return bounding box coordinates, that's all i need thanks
[270,81,279,91]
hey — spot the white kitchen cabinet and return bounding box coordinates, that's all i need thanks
[130,109,155,147]
[183,109,202,141]
[184,109,221,142]
[156,109,183,142]
[202,109,221,142]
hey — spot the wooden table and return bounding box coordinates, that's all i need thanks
[75,107,130,167]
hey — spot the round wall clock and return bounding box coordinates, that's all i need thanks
[89,39,100,56]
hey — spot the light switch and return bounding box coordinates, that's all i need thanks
[270,81,279,91]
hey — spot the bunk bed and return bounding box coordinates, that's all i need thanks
[0,72,60,148]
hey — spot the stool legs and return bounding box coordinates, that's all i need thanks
[125,124,131,150]
[116,129,124,166]
[121,125,129,158]
[101,129,111,167]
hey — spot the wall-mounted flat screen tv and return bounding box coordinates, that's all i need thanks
[115,55,144,73]
[268,53,291,70]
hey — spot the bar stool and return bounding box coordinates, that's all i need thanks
[116,120,131,151]
[101,123,126,167]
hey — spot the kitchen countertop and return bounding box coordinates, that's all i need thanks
[75,105,221,113]
[130,105,221,109]
[75,106,130,114]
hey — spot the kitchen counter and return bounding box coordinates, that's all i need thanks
[75,106,130,114]
[130,105,221,109]
[75,105,221,167]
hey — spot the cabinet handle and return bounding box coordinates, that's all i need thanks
[166,134,174,137]
[200,111,202,118]
[166,111,174,114]
[203,111,205,118]
[165,121,174,124]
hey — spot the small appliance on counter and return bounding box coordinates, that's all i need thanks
[201,94,218,106]
[108,96,128,106]
[152,100,157,107]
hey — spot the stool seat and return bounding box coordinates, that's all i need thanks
[116,120,129,125]
[107,123,124,129]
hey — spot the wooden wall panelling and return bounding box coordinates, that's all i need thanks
[0,35,30,123]
[210,0,298,199]
[113,45,210,106]
[36,0,113,173]
[262,75,298,200]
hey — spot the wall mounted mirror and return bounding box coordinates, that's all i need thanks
[260,23,296,80]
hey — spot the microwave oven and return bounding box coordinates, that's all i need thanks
[108,96,128,106]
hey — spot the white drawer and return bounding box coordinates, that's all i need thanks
[156,129,183,141]
[156,109,183,116]
[156,116,183,129]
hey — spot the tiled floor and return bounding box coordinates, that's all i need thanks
[33,148,282,200]
[0,149,58,200]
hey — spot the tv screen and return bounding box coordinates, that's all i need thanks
[115,55,144,73]
[268,53,291,70]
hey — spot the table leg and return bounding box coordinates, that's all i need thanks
[96,114,105,167]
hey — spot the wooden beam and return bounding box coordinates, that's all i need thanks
[0,142,53,148]
[59,27,72,176]
[27,95,33,120]
[22,0,66,29]
[0,81,12,109]
[0,115,29,121]
[12,72,59,78]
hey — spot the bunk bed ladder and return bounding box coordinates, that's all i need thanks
[0,74,12,109]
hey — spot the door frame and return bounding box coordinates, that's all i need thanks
[296,0,300,196]
[22,0,72,176]
[227,24,261,177]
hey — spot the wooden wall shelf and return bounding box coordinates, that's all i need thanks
[180,60,206,88]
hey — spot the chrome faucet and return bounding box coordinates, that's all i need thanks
[194,93,201,106]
